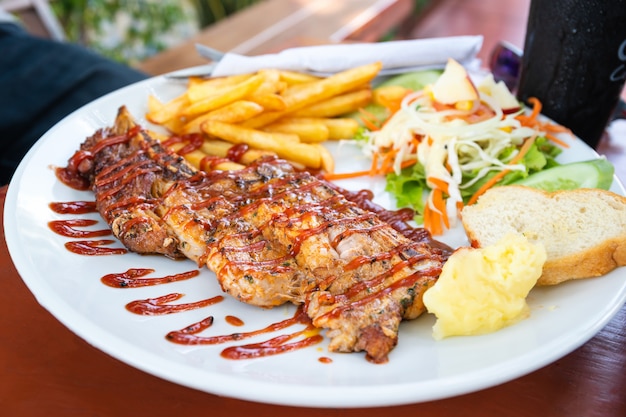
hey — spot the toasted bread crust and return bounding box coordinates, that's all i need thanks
[540,238,626,285]
[461,186,626,286]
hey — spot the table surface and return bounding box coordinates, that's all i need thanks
[3,0,626,415]
[137,0,414,76]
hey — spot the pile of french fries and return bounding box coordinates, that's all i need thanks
[146,62,382,173]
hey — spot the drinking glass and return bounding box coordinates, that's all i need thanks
[516,0,626,149]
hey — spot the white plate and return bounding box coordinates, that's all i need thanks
[5,75,626,408]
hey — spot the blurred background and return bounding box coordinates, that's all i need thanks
[5,0,434,66]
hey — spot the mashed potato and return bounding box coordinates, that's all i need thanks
[423,233,546,340]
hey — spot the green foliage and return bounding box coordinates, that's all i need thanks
[51,0,434,64]
[374,0,435,41]
[51,0,193,64]
[191,0,262,28]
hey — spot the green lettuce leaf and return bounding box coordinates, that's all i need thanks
[385,162,426,222]
[384,136,562,219]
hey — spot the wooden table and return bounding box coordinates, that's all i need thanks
[138,0,415,76]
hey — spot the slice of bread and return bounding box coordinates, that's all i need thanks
[460,185,626,285]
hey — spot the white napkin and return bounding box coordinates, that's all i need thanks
[206,36,484,77]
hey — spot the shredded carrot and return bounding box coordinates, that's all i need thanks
[360,115,380,131]
[424,203,442,236]
[543,123,572,133]
[359,106,382,122]
[422,203,432,234]
[423,184,450,236]
[370,151,379,174]
[527,96,542,119]
[377,149,398,175]
[467,134,538,205]
[427,177,449,195]
[399,158,417,169]
[429,204,443,236]
[516,97,572,148]
[544,132,569,147]
[358,108,383,131]
[323,169,374,181]
[377,95,403,115]
[323,152,416,181]
[431,188,449,229]
[410,135,421,151]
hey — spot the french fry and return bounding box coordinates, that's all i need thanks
[254,69,282,92]
[148,64,382,173]
[184,73,266,117]
[164,141,246,171]
[372,85,411,112]
[146,129,170,142]
[147,94,164,115]
[277,117,360,140]
[262,119,329,143]
[183,100,264,134]
[273,141,322,169]
[186,76,217,95]
[147,94,188,124]
[186,149,245,172]
[161,117,186,135]
[210,161,246,171]
[187,76,206,86]
[199,138,234,156]
[292,88,372,118]
[202,120,322,168]
[278,70,322,85]
[246,70,287,110]
[241,62,382,129]
[248,93,287,111]
[186,73,252,102]
[319,117,360,139]
[317,144,335,173]
[200,139,275,165]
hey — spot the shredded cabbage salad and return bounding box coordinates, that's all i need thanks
[327,68,571,235]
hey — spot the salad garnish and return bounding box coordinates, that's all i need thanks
[325,59,573,235]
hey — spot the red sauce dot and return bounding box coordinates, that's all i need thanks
[225,315,244,326]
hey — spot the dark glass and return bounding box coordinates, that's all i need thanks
[516,0,626,149]
[490,41,523,92]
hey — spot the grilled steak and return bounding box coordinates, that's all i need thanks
[65,106,447,363]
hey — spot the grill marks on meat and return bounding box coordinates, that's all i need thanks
[72,115,196,259]
[72,106,445,363]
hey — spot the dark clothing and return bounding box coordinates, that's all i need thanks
[0,22,147,184]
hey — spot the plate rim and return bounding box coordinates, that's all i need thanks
[4,73,626,408]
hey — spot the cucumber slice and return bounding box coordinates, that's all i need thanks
[512,159,615,191]
[375,70,442,90]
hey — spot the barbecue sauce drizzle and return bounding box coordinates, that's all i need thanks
[65,240,128,256]
[48,207,128,256]
[101,268,200,288]
[162,133,204,155]
[48,219,111,238]
[49,201,97,214]
[126,293,224,315]
[166,305,323,360]
[52,122,453,361]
